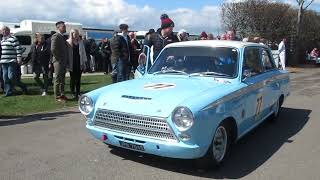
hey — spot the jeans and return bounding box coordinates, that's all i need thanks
[34,65,49,93]
[70,71,82,97]
[53,62,66,98]
[2,62,27,96]
[112,59,128,83]
[2,62,16,96]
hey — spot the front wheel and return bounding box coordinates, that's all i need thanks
[197,122,231,169]
[212,126,229,163]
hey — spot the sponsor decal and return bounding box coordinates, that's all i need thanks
[144,83,176,90]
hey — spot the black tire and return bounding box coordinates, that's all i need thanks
[196,121,232,169]
[270,97,282,122]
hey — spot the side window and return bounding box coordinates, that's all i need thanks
[243,47,262,76]
[261,49,276,71]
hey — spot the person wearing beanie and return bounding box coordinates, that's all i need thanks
[200,31,208,40]
[160,14,175,29]
[144,13,178,61]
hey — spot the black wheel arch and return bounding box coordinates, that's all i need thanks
[221,117,238,144]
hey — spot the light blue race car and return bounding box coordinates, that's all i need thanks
[79,40,290,167]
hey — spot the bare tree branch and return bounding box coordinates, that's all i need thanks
[304,0,315,10]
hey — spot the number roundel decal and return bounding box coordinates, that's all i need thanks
[255,95,263,119]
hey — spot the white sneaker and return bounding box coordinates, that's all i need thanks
[41,92,47,96]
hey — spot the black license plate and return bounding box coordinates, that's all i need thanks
[119,141,145,151]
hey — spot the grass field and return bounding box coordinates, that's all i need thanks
[0,75,112,117]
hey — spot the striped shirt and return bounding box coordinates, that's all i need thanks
[0,36,22,63]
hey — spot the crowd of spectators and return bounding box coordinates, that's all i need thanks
[0,14,290,100]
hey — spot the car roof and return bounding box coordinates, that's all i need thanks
[165,40,268,49]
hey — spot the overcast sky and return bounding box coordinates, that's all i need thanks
[0,0,319,35]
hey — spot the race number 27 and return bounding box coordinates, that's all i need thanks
[255,96,263,117]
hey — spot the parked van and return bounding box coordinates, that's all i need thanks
[11,20,83,59]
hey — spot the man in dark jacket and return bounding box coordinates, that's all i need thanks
[110,24,133,83]
[99,38,112,74]
[129,32,141,73]
[46,31,55,86]
[83,38,98,73]
[145,14,178,61]
[25,33,51,96]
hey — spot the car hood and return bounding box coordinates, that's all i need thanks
[95,76,232,117]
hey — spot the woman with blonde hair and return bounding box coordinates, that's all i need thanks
[66,29,87,100]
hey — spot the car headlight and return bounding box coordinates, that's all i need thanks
[172,107,194,131]
[79,95,94,115]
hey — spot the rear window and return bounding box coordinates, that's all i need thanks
[16,36,32,45]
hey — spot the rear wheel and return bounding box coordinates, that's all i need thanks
[270,97,283,122]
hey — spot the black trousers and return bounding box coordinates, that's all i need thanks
[102,55,112,73]
[69,71,82,96]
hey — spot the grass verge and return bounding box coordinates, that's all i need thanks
[0,75,112,117]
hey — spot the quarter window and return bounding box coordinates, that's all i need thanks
[261,49,276,71]
[243,47,262,76]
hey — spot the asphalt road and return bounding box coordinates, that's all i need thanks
[1,69,320,180]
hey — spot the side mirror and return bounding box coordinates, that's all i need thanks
[242,69,252,81]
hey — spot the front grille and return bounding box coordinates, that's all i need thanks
[94,109,177,141]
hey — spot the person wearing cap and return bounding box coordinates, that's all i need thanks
[144,29,155,45]
[110,24,133,83]
[177,29,188,42]
[199,31,208,40]
[144,14,179,60]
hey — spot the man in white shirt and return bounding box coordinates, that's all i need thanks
[278,38,287,70]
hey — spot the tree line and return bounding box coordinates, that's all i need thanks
[221,0,318,64]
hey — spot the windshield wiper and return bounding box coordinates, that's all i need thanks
[153,70,189,75]
[189,72,230,77]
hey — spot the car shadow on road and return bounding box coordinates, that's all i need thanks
[109,107,311,179]
[0,110,79,126]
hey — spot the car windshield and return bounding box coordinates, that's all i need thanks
[148,47,239,78]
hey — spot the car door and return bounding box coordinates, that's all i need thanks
[134,45,151,79]
[240,47,268,133]
[261,48,281,114]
